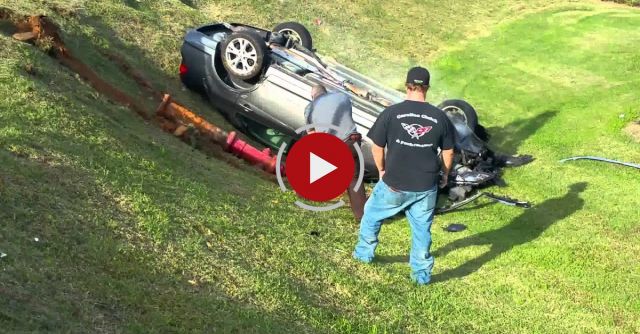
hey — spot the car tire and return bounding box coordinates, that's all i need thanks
[220,30,267,80]
[438,99,479,132]
[273,22,313,50]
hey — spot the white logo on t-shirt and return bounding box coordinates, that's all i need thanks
[401,123,432,139]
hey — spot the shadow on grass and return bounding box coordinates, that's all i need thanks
[430,182,587,283]
[487,110,558,155]
[0,9,324,332]
[0,20,15,36]
[122,0,141,10]
[0,152,311,333]
[376,200,496,265]
[377,255,408,264]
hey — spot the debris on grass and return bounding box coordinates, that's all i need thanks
[12,31,36,41]
[444,223,467,232]
[173,124,190,137]
[34,237,39,242]
[23,62,36,76]
[0,252,7,259]
[437,192,531,214]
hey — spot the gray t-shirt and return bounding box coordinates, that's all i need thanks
[304,92,357,140]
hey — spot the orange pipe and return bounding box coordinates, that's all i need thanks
[156,94,282,174]
[156,94,228,145]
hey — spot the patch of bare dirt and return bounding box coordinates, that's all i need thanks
[624,121,640,142]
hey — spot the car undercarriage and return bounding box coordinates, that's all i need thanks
[180,21,535,211]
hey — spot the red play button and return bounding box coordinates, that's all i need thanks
[285,133,355,202]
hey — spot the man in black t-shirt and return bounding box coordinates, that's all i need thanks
[353,67,454,285]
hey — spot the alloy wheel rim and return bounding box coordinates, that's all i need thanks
[225,37,258,75]
[279,29,302,44]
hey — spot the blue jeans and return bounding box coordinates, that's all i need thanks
[353,180,438,284]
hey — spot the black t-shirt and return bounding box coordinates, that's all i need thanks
[367,100,454,191]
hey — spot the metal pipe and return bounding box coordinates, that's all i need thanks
[559,156,640,170]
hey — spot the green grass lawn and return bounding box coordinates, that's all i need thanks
[1,0,639,333]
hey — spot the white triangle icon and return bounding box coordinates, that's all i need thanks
[309,152,337,184]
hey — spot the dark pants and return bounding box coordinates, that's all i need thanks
[345,133,367,221]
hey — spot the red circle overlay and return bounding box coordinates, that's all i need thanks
[285,133,355,202]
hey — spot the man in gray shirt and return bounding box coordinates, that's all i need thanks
[305,85,357,140]
[304,84,366,221]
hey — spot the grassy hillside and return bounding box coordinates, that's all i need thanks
[1,0,639,333]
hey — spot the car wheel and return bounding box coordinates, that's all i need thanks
[438,99,479,132]
[220,30,267,80]
[273,22,313,50]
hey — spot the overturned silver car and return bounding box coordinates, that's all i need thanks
[179,21,533,205]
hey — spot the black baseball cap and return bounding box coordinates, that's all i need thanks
[406,66,430,86]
